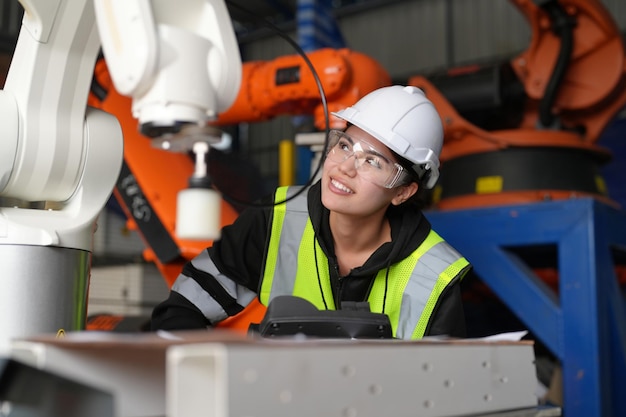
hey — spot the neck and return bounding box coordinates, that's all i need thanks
[329,210,391,252]
[329,210,391,276]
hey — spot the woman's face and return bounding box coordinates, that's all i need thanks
[321,125,409,217]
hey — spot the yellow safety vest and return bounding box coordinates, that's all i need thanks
[260,186,469,339]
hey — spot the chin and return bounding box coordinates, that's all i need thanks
[321,190,339,210]
[321,193,353,214]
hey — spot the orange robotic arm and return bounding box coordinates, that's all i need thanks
[509,0,626,141]
[409,0,626,209]
[214,47,391,130]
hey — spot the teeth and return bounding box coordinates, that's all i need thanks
[331,179,353,193]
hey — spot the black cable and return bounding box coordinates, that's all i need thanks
[219,0,331,209]
[313,235,329,310]
[382,261,390,315]
[537,0,575,129]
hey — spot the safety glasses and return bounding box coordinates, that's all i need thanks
[325,130,407,188]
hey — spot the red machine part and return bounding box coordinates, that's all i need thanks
[409,0,626,210]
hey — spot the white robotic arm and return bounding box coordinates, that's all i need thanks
[0,0,121,246]
[0,0,124,353]
[0,0,242,351]
[95,0,242,239]
[94,0,241,138]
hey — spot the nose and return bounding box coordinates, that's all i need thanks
[337,153,358,176]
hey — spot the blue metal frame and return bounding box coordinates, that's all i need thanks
[426,198,626,417]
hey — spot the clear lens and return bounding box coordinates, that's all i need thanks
[325,130,406,188]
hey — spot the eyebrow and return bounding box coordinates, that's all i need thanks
[345,133,393,164]
[363,147,391,163]
[339,131,355,145]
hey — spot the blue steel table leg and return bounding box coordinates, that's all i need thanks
[595,202,626,417]
[559,201,608,416]
[425,198,626,417]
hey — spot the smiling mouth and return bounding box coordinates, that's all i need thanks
[331,178,354,194]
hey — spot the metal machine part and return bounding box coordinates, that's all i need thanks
[0,0,122,205]
[7,332,545,417]
[409,0,626,209]
[0,0,242,348]
[0,0,123,350]
[152,125,225,153]
[153,125,226,240]
[94,0,243,242]
[167,338,539,417]
[0,246,90,354]
[93,0,242,140]
[213,47,391,131]
[176,141,223,240]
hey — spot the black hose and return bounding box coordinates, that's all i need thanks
[537,0,576,129]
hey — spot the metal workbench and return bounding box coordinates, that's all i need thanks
[426,198,626,417]
[5,331,541,417]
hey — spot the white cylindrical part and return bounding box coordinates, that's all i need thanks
[176,188,222,240]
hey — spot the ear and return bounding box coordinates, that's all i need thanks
[391,182,418,206]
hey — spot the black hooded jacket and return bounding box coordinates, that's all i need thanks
[151,181,470,338]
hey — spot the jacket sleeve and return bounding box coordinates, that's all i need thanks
[424,266,471,338]
[151,202,272,331]
[150,291,209,330]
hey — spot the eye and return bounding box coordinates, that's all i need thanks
[337,138,353,153]
[363,155,383,169]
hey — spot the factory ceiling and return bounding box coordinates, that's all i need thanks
[226,0,393,43]
[0,0,398,54]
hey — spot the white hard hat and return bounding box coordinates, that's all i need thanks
[332,85,443,189]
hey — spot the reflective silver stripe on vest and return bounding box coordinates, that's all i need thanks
[397,240,463,339]
[265,188,309,302]
[172,250,257,323]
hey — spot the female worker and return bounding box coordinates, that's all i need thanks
[151,85,471,339]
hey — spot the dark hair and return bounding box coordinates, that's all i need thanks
[393,152,435,210]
